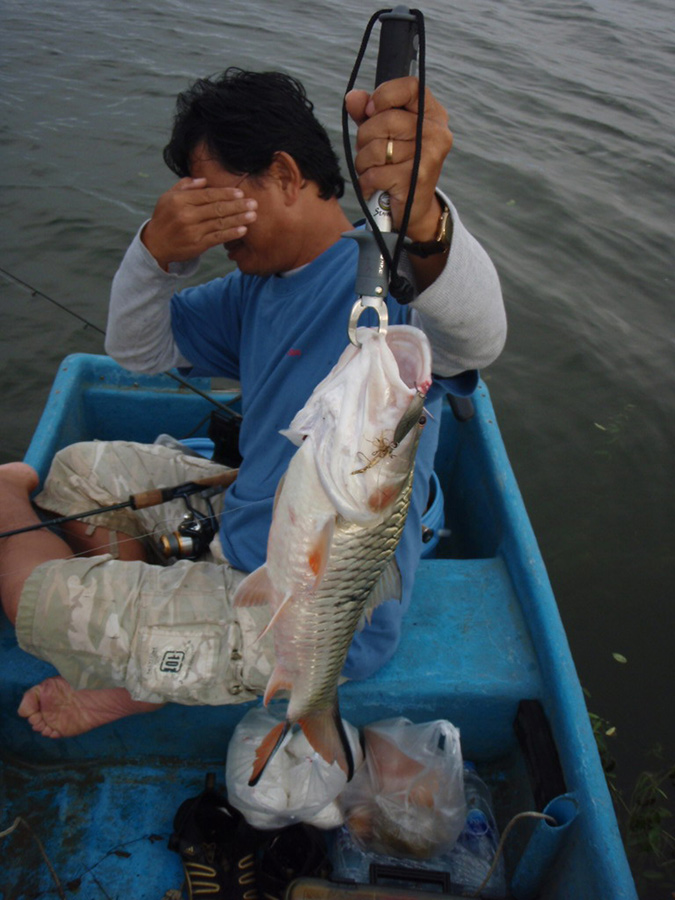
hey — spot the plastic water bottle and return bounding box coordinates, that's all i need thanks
[449,762,506,898]
[464,762,498,830]
[329,825,371,883]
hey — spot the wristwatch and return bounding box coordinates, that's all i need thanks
[406,200,452,257]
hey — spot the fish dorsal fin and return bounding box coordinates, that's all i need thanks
[361,556,402,627]
[233,565,275,608]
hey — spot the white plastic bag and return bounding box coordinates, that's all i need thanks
[226,706,363,830]
[339,717,466,859]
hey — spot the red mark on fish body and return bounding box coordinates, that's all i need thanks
[368,484,399,512]
[308,549,322,575]
[288,348,302,357]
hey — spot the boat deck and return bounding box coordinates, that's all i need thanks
[0,354,636,899]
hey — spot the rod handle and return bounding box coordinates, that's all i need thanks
[131,469,238,509]
[375,7,418,86]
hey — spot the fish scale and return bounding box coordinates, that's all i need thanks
[282,469,415,716]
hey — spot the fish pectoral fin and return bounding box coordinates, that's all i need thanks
[249,720,290,787]
[307,516,335,587]
[233,564,275,608]
[263,663,294,705]
[360,556,402,627]
[297,705,355,781]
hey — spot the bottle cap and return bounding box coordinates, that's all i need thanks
[466,809,489,836]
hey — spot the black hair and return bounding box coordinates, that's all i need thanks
[163,68,345,200]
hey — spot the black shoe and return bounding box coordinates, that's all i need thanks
[168,773,260,899]
[256,823,332,900]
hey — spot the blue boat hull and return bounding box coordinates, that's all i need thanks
[0,354,637,898]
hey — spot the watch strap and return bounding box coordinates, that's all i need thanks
[405,202,451,257]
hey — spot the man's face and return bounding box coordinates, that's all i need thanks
[190,143,291,276]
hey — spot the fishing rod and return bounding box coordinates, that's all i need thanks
[343,6,426,346]
[0,471,236,561]
[0,469,238,541]
[0,264,242,420]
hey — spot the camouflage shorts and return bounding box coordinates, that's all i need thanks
[15,440,275,705]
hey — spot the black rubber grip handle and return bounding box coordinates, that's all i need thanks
[375,7,418,86]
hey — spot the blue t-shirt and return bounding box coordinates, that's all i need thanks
[171,236,474,678]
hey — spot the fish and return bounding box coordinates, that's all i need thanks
[234,324,432,786]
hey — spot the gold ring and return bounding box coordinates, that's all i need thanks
[385,139,394,164]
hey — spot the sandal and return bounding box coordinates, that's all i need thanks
[169,774,332,900]
[168,772,261,899]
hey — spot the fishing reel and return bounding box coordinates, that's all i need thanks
[158,493,219,561]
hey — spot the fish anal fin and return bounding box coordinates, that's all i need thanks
[234,565,275,608]
[263,664,294,706]
[297,705,355,781]
[257,591,294,642]
[249,720,290,787]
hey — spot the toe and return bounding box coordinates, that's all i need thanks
[27,712,47,733]
[43,725,62,739]
[17,686,40,718]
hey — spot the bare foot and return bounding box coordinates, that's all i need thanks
[0,461,39,495]
[18,676,162,738]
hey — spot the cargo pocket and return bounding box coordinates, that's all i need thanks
[126,624,226,705]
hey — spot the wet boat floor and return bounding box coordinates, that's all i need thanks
[1,750,533,899]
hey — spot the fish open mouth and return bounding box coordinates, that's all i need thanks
[385,326,433,395]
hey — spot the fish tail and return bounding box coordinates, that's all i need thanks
[248,720,290,787]
[297,704,355,781]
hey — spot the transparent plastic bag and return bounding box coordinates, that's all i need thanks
[339,717,466,859]
[226,706,363,830]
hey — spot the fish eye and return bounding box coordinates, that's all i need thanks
[419,415,426,425]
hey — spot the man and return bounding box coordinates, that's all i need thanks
[0,69,506,739]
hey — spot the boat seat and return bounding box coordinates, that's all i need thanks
[0,556,542,764]
[342,556,544,758]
